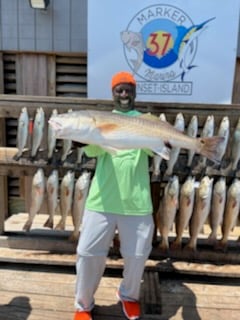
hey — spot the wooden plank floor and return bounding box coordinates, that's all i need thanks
[1,263,240,320]
[1,213,240,319]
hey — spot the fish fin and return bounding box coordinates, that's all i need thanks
[153,146,170,160]
[139,113,159,121]
[198,136,225,163]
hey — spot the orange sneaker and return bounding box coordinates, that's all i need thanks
[73,311,92,320]
[116,291,140,320]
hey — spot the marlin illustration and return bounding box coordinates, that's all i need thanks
[176,17,216,81]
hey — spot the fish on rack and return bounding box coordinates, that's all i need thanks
[157,175,179,252]
[16,107,29,160]
[198,115,214,167]
[215,116,230,165]
[48,110,224,164]
[208,176,226,245]
[76,147,85,166]
[31,107,45,159]
[55,170,75,230]
[23,168,45,231]
[217,178,240,251]
[151,113,167,182]
[171,176,195,250]
[47,109,58,162]
[186,115,198,167]
[165,113,185,176]
[230,117,240,171]
[185,175,213,251]
[69,171,91,242]
[44,169,59,229]
[61,109,73,163]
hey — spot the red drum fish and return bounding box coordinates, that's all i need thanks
[49,110,224,163]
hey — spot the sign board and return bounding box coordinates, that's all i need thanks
[88,0,240,104]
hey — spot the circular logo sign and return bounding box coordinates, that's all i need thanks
[121,4,213,83]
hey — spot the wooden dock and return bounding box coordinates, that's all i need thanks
[1,261,240,320]
[0,213,240,319]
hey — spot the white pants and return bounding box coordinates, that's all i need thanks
[75,210,154,311]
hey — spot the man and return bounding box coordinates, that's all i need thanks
[74,71,154,320]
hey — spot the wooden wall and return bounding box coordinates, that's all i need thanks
[0,51,240,219]
[0,0,87,53]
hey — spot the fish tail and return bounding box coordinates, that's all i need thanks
[198,136,225,163]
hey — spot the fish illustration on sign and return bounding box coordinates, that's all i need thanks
[177,18,215,80]
[122,13,215,81]
[121,31,145,72]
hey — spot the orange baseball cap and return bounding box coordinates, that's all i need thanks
[111,71,136,89]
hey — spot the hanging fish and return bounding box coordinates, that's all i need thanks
[76,147,85,165]
[23,168,45,231]
[31,107,45,158]
[69,171,91,242]
[185,175,213,251]
[215,116,230,164]
[230,117,240,170]
[61,109,73,163]
[151,113,167,181]
[55,170,75,230]
[171,176,195,250]
[186,115,198,167]
[208,177,226,244]
[157,175,179,252]
[47,109,58,161]
[165,113,185,176]
[44,169,59,229]
[198,115,214,167]
[218,178,240,251]
[16,107,29,159]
